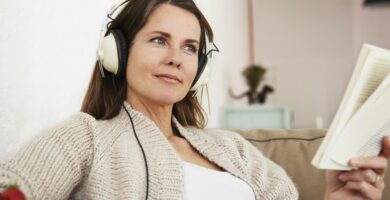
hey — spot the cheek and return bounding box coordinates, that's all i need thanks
[126,48,155,79]
[126,55,150,90]
[125,58,138,83]
[186,60,199,84]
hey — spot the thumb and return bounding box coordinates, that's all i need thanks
[380,135,390,159]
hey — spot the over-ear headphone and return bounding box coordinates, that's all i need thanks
[96,0,216,92]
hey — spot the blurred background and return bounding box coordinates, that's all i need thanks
[0,0,389,159]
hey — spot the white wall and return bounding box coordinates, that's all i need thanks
[353,1,390,56]
[0,0,248,159]
[251,0,356,128]
[194,0,249,128]
[249,0,390,128]
[0,0,115,159]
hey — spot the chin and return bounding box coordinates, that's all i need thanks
[152,90,187,105]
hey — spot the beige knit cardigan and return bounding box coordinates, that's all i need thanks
[0,101,298,200]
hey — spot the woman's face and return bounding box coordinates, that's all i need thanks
[126,3,201,106]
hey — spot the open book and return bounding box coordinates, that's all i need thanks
[312,44,390,170]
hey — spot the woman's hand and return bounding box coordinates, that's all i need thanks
[325,136,390,200]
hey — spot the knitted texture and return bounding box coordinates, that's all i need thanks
[0,101,298,200]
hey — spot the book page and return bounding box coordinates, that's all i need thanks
[357,121,390,156]
[326,55,390,165]
[312,44,390,169]
[355,58,390,105]
[331,80,390,166]
[312,45,370,169]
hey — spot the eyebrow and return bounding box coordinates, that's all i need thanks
[148,31,200,45]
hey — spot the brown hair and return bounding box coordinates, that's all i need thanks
[81,0,214,128]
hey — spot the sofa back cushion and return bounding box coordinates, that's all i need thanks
[236,129,327,200]
[236,128,390,200]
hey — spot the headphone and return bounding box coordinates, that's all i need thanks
[96,0,218,92]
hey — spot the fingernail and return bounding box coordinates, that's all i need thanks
[349,158,360,166]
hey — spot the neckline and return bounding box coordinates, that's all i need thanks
[120,101,186,199]
[122,100,238,174]
[182,160,229,174]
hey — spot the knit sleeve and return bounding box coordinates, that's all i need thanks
[0,113,95,200]
[218,130,299,200]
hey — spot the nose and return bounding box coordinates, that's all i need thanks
[164,47,182,68]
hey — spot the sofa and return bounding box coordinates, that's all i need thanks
[236,128,390,200]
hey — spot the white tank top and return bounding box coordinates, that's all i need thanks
[183,161,256,200]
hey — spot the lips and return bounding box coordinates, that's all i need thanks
[155,74,182,84]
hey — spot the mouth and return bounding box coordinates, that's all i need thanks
[155,74,182,84]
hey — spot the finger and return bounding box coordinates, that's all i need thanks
[349,157,387,173]
[338,169,377,184]
[380,135,390,159]
[344,181,383,200]
[339,170,386,190]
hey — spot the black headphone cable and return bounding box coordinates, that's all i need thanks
[122,104,149,200]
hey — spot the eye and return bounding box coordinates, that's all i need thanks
[151,37,166,46]
[184,44,197,54]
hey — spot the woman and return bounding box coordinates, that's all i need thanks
[0,0,389,199]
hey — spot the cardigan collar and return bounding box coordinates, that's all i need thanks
[118,101,244,199]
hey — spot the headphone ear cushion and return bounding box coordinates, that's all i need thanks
[190,53,208,91]
[192,53,208,86]
[110,29,129,77]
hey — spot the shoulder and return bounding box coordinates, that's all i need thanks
[187,127,259,159]
[199,128,251,149]
[31,112,98,166]
[31,112,98,150]
[195,128,245,140]
[42,112,97,136]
